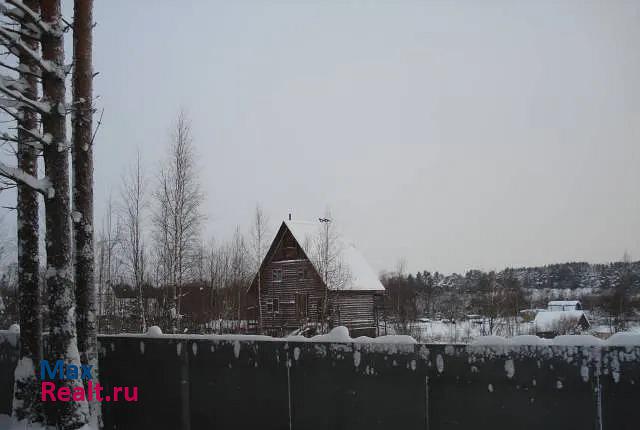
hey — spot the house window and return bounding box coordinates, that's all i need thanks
[273,269,282,282]
[266,298,280,313]
[296,293,308,318]
[298,268,304,280]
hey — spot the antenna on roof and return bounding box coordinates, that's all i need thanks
[288,213,291,221]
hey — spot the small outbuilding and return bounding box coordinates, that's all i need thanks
[547,300,582,311]
[534,310,590,338]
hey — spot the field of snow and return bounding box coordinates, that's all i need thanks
[384,319,537,343]
[385,318,640,344]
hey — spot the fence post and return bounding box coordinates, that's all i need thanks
[425,375,430,430]
[180,341,191,430]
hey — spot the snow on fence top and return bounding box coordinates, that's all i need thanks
[5,325,639,347]
[99,326,640,347]
[98,325,417,344]
[472,333,640,346]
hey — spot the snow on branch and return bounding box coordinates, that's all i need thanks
[0,27,64,80]
[0,74,28,92]
[0,128,48,151]
[16,125,51,149]
[0,160,53,196]
[0,104,24,121]
[0,60,42,78]
[0,77,50,114]
[2,0,62,38]
[0,23,40,41]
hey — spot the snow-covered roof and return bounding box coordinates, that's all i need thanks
[283,220,385,292]
[548,300,580,306]
[534,310,588,332]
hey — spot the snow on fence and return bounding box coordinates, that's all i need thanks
[0,328,639,429]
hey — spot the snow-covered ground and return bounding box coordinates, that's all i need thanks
[384,319,536,343]
[384,318,640,344]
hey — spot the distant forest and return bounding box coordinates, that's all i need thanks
[382,260,640,333]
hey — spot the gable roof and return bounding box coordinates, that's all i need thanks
[285,220,385,292]
[254,220,385,292]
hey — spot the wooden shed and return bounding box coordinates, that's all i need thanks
[247,220,385,337]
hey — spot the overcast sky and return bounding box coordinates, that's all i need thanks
[3,0,640,275]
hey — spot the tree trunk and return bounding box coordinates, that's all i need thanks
[72,0,99,424]
[41,0,90,427]
[11,0,44,424]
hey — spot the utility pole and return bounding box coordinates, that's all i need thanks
[318,218,331,284]
[318,217,331,326]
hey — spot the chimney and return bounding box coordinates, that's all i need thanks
[288,213,291,221]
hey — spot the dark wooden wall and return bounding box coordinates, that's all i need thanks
[255,228,379,335]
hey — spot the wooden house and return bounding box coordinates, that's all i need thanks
[247,220,385,337]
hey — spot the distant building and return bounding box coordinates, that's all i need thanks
[247,220,385,337]
[534,310,590,338]
[547,300,582,311]
[109,282,164,318]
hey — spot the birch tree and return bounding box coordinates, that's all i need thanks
[230,226,248,326]
[249,204,269,333]
[96,194,120,328]
[305,212,351,329]
[119,151,147,332]
[153,112,204,332]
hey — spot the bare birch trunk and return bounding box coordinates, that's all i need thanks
[72,0,99,425]
[11,0,44,424]
[41,0,90,427]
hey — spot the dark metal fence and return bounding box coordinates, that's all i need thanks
[1,333,639,430]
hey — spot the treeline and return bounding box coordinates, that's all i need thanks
[0,112,268,336]
[382,260,640,334]
[93,113,268,334]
